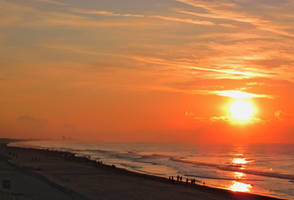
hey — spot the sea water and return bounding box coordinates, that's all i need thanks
[9,141,294,199]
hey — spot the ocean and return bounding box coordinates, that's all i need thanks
[9,141,294,199]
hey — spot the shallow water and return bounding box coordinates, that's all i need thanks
[10,141,294,199]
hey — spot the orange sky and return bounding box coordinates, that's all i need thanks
[1,0,294,144]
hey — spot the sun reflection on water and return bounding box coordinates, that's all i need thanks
[234,172,245,179]
[232,158,250,165]
[228,181,252,192]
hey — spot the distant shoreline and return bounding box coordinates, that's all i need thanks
[2,139,285,200]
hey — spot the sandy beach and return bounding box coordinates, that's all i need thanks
[0,140,284,200]
[0,140,86,200]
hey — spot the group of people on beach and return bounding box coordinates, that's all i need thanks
[168,175,199,185]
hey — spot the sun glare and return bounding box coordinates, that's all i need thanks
[228,181,252,192]
[234,172,245,179]
[232,158,250,165]
[230,100,255,122]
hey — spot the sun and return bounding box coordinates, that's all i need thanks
[230,100,255,122]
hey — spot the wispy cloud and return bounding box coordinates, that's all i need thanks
[181,65,274,79]
[212,90,272,99]
[34,0,66,6]
[0,1,154,29]
[71,8,144,18]
[176,0,294,37]
[122,54,272,79]
[16,115,48,127]
[210,115,263,124]
[151,15,214,25]
[44,17,151,28]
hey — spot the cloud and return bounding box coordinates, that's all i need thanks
[181,65,273,79]
[210,116,229,122]
[246,82,265,86]
[176,0,294,37]
[210,115,263,125]
[175,7,265,24]
[46,19,150,28]
[0,1,154,29]
[16,115,48,127]
[33,0,67,6]
[274,110,293,120]
[71,8,144,18]
[212,90,272,99]
[151,15,214,25]
[0,1,35,27]
[119,53,275,80]
[2,0,293,87]
[41,43,105,56]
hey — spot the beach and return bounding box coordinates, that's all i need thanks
[0,140,86,200]
[0,140,284,200]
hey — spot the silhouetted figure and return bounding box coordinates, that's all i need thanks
[176,175,180,182]
[180,176,183,182]
[171,176,175,183]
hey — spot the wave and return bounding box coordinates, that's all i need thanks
[10,141,294,182]
[119,163,141,170]
[172,157,294,181]
[184,174,263,181]
[75,149,168,167]
[139,153,171,159]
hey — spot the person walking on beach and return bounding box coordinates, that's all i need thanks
[171,176,175,183]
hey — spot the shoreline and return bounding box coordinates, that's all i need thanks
[2,140,285,200]
[0,141,88,200]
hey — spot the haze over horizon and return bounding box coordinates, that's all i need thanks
[1,0,294,144]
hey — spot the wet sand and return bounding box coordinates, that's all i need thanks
[0,140,284,200]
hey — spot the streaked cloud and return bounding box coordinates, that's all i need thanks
[176,0,294,37]
[181,65,273,79]
[0,1,154,29]
[210,115,263,125]
[1,0,294,141]
[16,115,48,127]
[34,0,66,6]
[71,8,144,18]
[212,90,272,99]
[151,15,214,25]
